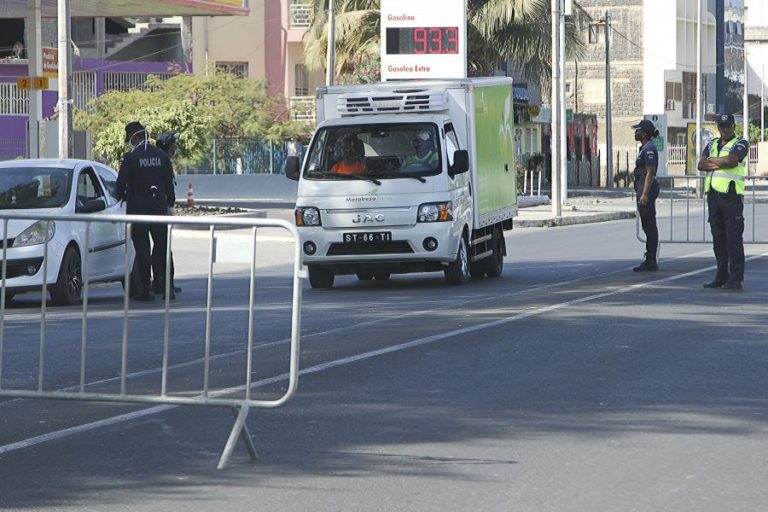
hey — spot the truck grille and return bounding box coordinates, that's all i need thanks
[326,241,414,256]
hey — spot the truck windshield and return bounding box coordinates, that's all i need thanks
[303,123,442,181]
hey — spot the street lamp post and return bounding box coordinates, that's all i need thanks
[325,0,336,86]
[57,0,72,159]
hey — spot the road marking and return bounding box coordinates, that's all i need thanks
[0,251,765,456]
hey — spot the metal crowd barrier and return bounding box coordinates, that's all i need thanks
[636,175,768,246]
[0,212,305,468]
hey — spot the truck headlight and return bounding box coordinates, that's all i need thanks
[417,202,453,223]
[14,220,55,247]
[295,207,321,226]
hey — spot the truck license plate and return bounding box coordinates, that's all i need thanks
[343,232,392,243]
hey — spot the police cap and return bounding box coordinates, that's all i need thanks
[716,113,735,126]
[124,121,146,143]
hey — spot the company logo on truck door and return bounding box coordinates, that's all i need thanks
[352,213,386,224]
[345,188,391,203]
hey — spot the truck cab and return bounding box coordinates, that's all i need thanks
[286,79,516,289]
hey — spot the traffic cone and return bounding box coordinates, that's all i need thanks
[186,181,195,207]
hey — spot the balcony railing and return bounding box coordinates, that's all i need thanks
[290,96,315,123]
[289,2,313,29]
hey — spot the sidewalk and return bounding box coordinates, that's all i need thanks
[515,191,637,228]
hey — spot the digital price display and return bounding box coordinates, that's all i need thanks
[380,0,466,81]
[385,27,460,55]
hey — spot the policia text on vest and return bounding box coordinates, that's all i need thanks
[696,113,748,291]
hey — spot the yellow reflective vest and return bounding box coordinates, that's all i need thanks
[705,137,746,195]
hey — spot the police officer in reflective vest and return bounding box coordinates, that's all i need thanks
[116,122,176,301]
[697,113,748,290]
[631,119,660,272]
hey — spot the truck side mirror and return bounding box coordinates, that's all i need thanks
[285,156,301,181]
[449,150,469,177]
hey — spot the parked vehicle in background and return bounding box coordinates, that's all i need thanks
[285,78,518,289]
[0,159,132,305]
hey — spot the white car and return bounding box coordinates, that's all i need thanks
[0,159,133,306]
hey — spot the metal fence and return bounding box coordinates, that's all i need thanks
[636,175,768,246]
[0,212,305,468]
[0,82,29,115]
[199,139,307,175]
[0,137,27,160]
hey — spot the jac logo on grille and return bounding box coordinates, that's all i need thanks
[352,213,385,223]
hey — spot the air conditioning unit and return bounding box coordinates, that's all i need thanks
[665,99,676,111]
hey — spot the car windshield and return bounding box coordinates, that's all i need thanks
[303,123,442,181]
[0,167,73,210]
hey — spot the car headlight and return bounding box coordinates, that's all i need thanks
[417,202,453,223]
[295,207,321,226]
[14,220,55,247]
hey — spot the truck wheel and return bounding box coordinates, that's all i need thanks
[373,272,390,281]
[51,247,83,306]
[308,266,335,289]
[356,271,374,281]
[444,235,470,285]
[483,228,504,278]
[469,261,485,278]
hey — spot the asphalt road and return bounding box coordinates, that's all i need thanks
[0,214,767,512]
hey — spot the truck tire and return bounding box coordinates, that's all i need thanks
[469,261,485,278]
[483,227,504,278]
[308,266,335,289]
[373,272,390,280]
[51,247,83,306]
[444,235,470,285]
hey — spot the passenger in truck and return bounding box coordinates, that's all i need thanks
[331,134,367,175]
[403,129,438,169]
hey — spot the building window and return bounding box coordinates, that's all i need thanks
[215,61,248,79]
[294,64,309,96]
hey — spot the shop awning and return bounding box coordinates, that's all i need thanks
[0,0,248,18]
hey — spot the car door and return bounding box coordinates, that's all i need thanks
[75,166,114,279]
[94,164,132,276]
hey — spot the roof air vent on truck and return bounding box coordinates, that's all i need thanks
[336,90,449,116]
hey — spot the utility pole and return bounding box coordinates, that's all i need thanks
[695,0,702,176]
[326,0,336,86]
[550,0,562,217]
[559,0,567,203]
[57,0,72,159]
[604,13,613,188]
[743,7,749,144]
[762,64,765,142]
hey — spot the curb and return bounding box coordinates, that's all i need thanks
[514,210,637,228]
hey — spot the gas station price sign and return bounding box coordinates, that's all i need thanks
[380,0,467,81]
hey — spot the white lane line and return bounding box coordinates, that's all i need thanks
[2,252,766,456]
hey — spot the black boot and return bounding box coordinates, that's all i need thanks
[633,253,658,272]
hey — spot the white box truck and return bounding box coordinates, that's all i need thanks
[285,77,518,289]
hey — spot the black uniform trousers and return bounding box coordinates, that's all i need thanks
[707,182,745,283]
[637,180,659,258]
[131,222,168,295]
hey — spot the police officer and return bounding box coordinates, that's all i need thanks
[697,113,748,290]
[155,132,181,295]
[631,119,660,271]
[116,122,176,301]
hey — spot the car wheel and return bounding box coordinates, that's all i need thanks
[356,271,374,281]
[483,227,504,278]
[373,272,390,280]
[308,265,335,289]
[444,234,470,285]
[51,247,82,306]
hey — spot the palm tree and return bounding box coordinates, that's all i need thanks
[470,0,591,90]
[302,0,380,77]
[302,0,591,91]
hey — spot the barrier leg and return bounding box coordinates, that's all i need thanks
[217,405,258,469]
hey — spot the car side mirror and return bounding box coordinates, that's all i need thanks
[77,198,106,214]
[449,150,469,177]
[285,156,301,181]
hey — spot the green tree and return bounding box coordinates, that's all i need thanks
[76,70,309,166]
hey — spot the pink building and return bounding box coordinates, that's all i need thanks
[191,0,324,122]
